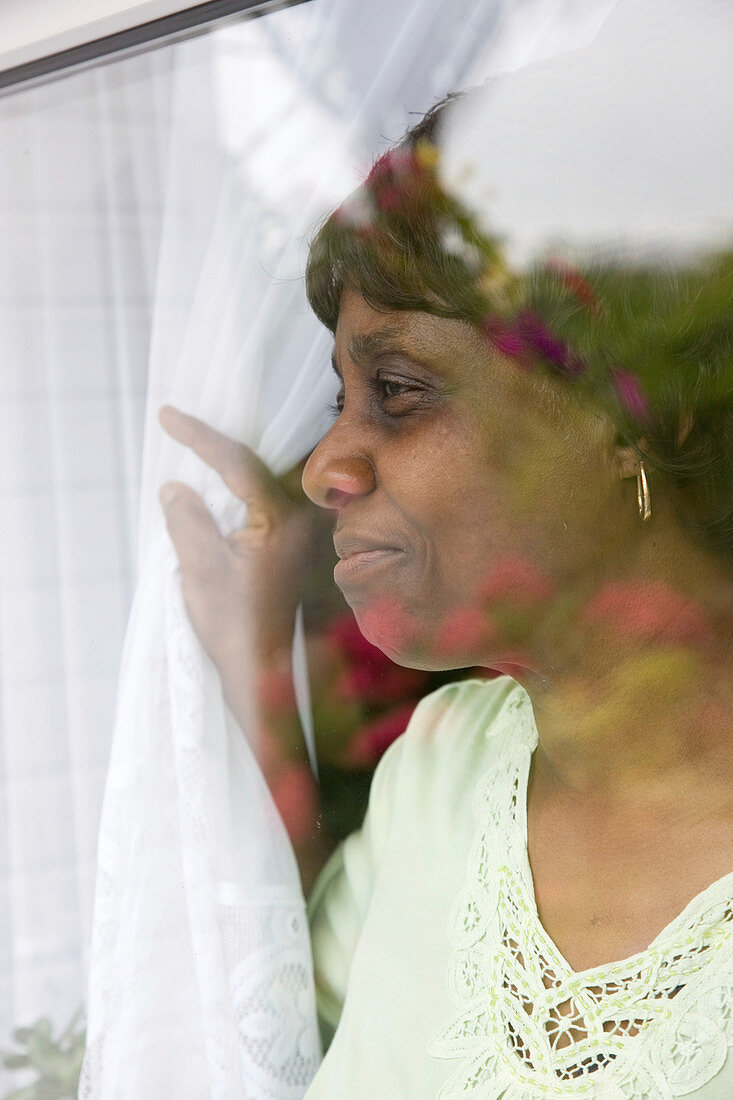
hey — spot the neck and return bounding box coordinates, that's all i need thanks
[510,539,733,806]
[524,658,733,805]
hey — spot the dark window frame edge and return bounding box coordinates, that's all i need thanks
[0,0,311,96]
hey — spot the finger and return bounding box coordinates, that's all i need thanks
[159,480,227,577]
[159,405,280,506]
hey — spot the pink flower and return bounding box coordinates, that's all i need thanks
[365,148,420,187]
[365,148,425,212]
[583,581,710,645]
[516,311,585,378]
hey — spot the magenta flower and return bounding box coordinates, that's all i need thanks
[517,311,585,378]
[364,147,425,212]
[481,316,528,361]
[611,368,651,422]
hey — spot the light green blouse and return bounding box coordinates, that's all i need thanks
[305,676,733,1098]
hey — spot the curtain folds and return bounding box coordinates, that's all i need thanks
[82,1,521,1091]
[0,50,172,1092]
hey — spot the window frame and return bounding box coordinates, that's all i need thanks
[0,0,311,95]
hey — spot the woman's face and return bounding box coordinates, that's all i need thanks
[302,290,630,672]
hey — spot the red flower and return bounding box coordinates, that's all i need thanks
[365,148,424,212]
[345,702,417,767]
[327,611,428,704]
[547,258,598,309]
[373,182,403,212]
[365,148,420,188]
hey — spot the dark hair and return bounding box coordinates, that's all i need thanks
[305,95,733,563]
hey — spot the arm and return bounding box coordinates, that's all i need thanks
[307,733,405,1048]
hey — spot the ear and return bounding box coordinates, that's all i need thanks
[614,437,648,480]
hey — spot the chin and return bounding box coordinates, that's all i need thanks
[351,597,485,672]
[352,596,542,683]
[349,596,434,669]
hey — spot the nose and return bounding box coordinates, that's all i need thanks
[302,419,377,510]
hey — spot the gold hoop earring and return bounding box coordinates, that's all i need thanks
[636,461,652,522]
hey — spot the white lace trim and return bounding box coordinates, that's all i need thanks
[428,686,733,1098]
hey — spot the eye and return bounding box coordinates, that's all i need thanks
[381,379,408,399]
[376,374,427,412]
[326,374,428,419]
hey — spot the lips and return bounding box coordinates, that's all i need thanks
[334,535,404,560]
[333,533,406,587]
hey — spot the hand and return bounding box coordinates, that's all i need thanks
[158,405,321,676]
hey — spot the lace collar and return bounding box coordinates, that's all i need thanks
[429,685,733,1098]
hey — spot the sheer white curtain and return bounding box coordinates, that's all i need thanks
[82,3,524,1094]
[0,49,173,1092]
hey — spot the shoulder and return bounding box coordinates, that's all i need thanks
[344,675,529,858]
[406,674,520,737]
[382,674,527,795]
[404,673,524,752]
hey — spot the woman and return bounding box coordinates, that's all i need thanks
[160,35,733,1100]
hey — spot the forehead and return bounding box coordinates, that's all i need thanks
[333,289,489,374]
[333,291,589,438]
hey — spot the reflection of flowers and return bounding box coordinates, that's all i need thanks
[480,555,555,606]
[357,597,420,653]
[610,368,650,422]
[365,147,426,212]
[345,703,419,768]
[315,611,495,776]
[583,581,710,645]
[271,764,318,845]
[327,611,426,705]
[436,607,496,656]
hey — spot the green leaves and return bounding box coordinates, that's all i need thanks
[1,1010,85,1100]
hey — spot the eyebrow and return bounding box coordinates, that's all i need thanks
[330,327,410,379]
